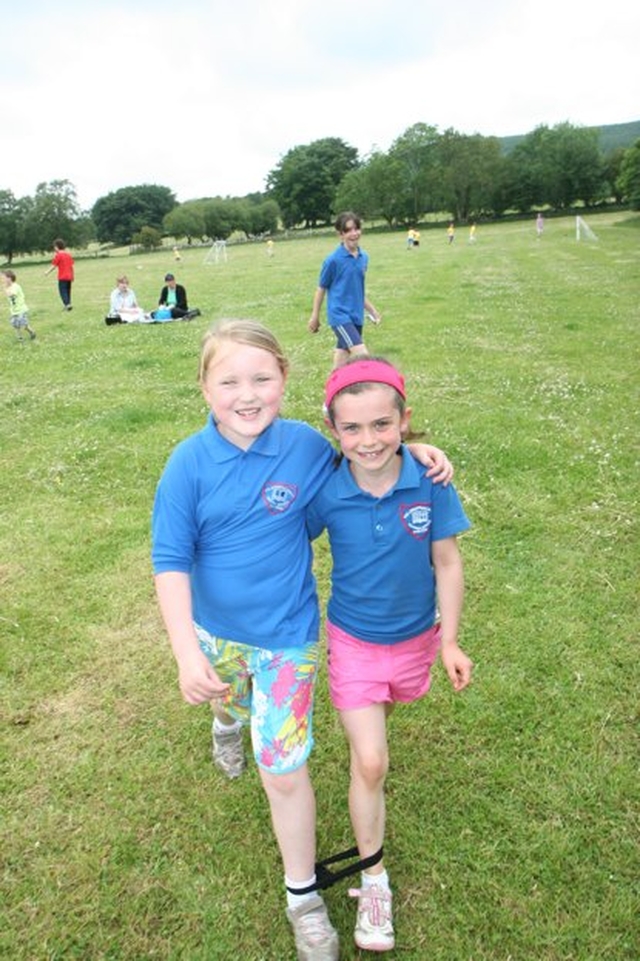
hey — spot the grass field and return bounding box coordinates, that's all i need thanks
[1,212,638,960]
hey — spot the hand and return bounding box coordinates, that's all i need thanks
[423,445,453,486]
[177,650,230,705]
[406,443,454,486]
[308,316,320,334]
[440,642,473,692]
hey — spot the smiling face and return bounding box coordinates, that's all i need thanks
[201,340,287,450]
[340,218,362,255]
[330,384,411,488]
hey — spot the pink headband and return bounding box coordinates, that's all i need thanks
[324,360,406,409]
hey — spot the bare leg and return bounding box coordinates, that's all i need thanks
[259,763,317,881]
[333,343,369,368]
[340,703,391,875]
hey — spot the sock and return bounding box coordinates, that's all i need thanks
[362,869,390,891]
[213,717,241,734]
[285,874,318,910]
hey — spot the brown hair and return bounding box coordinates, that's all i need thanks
[334,211,362,233]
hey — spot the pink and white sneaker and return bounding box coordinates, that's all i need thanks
[349,884,394,952]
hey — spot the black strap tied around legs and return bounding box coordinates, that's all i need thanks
[286,846,384,895]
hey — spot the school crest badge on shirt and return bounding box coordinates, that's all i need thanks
[262,482,298,514]
[400,503,432,539]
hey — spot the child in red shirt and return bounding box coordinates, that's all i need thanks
[45,238,74,310]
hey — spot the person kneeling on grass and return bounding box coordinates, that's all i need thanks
[306,357,474,953]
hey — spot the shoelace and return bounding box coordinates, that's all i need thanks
[297,904,331,944]
[348,886,392,926]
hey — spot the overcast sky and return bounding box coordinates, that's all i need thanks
[4,0,638,211]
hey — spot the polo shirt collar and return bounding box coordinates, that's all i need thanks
[202,414,283,462]
[338,243,361,260]
[334,445,421,498]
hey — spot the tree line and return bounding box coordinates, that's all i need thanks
[1,121,639,261]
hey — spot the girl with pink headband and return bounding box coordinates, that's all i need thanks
[308,356,473,953]
[324,357,406,408]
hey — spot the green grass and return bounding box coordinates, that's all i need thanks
[1,214,638,960]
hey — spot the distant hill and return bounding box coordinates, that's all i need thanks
[500,120,640,155]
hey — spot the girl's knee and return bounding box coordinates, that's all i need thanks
[352,750,388,786]
[260,763,310,800]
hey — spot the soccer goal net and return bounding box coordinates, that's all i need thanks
[203,239,228,264]
[576,216,598,242]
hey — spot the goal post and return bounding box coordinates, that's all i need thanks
[203,239,228,264]
[576,216,598,242]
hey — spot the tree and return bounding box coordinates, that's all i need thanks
[0,190,21,263]
[616,139,640,210]
[388,123,441,222]
[21,180,87,251]
[505,123,605,211]
[436,130,504,220]
[504,127,548,212]
[247,199,280,236]
[267,138,359,227]
[131,226,162,250]
[92,185,176,245]
[200,198,237,240]
[604,148,627,204]
[334,151,406,226]
[163,202,207,243]
[542,123,606,208]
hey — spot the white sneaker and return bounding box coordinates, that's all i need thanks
[349,884,394,952]
[286,895,339,960]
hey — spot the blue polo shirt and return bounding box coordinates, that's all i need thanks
[306,447,471,644]
[319,243,369,328]
[152,416,337,649]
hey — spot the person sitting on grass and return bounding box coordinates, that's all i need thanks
[154,272,201,321]
[105,275,149,324]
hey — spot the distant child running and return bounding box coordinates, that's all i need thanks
[45,238,74,310]
[307,357,473,953]
[1,270,36,342]
[151,321,452,961]
[447,222,455,244]
[308,212,381,369]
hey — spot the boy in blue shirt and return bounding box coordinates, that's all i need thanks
[307,357,473,953]
[308,212,381,369]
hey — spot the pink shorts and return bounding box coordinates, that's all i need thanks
[327,620,441,711]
